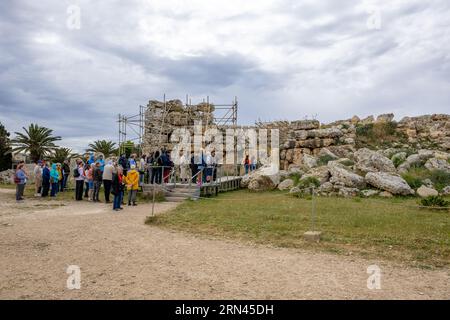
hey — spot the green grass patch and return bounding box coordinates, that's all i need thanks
[147,190,450,268]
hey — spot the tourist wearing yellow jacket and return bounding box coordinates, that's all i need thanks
[124,164,139,206]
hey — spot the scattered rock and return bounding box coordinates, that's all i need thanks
[441,186,450,196]
[301,166,330,184]
[278,179,294,191]
[379,191,394,198]
[365,172,414,195]
[416,185,439,198]
[424,158,450,172]
[328,163,365,189]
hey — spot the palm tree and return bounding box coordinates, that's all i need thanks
[87,140,117,157]
[51,147,79,164]
[11,124,61,163]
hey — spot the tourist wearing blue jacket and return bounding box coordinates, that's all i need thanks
[50,164,60,197]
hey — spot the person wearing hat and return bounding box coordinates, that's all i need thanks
[124,164,139,206]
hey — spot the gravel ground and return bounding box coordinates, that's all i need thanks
[0,188,448,299]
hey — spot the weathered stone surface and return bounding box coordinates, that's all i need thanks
[0,169,14,184]
[318,148,338,160]
[318,182,334,193]
[365,172,414,195]
[376,113,394,123]
[302,166,330,184]
[441,186,450,196]
[424,158,450,172]
[248,175,277,192]
[328,163,365,189]
[278,178,294,191]
[354,148,396,174]
[379,191,393,198]
[416,185,439,197]
[291,120,320,130]
[307,128,343,139]
[302,154,317,169]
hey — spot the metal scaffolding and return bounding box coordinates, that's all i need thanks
[117,105,145,156]
[118,95,238,155]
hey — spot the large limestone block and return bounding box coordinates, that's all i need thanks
[354,148,396,174]
[365,172,414,195]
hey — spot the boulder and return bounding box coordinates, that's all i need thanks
[287,165,304,175]
[328,163,365,189]
[302,154,318,170]
[278,179,294,191]
[376,113,394,123]
[379,191,394,198]
[242,166,280,191]
[416,185,439,198]
[301,166,330,184]
[248,176,277,192]
[424,158,450,172]
[318,182,334,194]
[318,148,339,160]
[365,172,414,195]
[441,186,450,196]
[0,169,15,184]
[354,148,396,174]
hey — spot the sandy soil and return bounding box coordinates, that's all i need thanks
[0,188,448,299]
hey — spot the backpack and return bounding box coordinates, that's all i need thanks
[14,172,21,184]
[73,167,80,178]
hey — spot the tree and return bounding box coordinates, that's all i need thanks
[51,147,79,164]
[0,122,12,171]
[86,140,117,157]
[11,124,61,163]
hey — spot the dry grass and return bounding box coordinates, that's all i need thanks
[147,190,450,269]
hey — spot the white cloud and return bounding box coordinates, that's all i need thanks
[0,0,449,151]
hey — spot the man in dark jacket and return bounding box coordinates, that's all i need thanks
[41,162,51,197]
[93,162,103,202]
[62,160,70,192]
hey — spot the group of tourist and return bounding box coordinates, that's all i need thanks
[13,148,257,208]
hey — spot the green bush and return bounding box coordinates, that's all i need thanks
[355,121,407,149]
[317,154,335,166]
[428,170,450,192]
[402,167,450,192]
[420,196,450,208]
[289,173,302,186]
[392,156,405,168]
[401,167,429,189]
[297,176,320,189]
[340,159,355,167]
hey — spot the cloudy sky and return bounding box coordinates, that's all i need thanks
[0,0,449,152]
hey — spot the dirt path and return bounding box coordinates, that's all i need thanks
[0,189,448,299]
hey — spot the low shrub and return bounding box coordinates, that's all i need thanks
[428,170,450,192]
[355,121,407,149]
[392,156,405,168]
[317,154,335,166]
[340,159,355,167]
[420,196,450,208]
[401,167,429,189]
[297,176,320,189]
